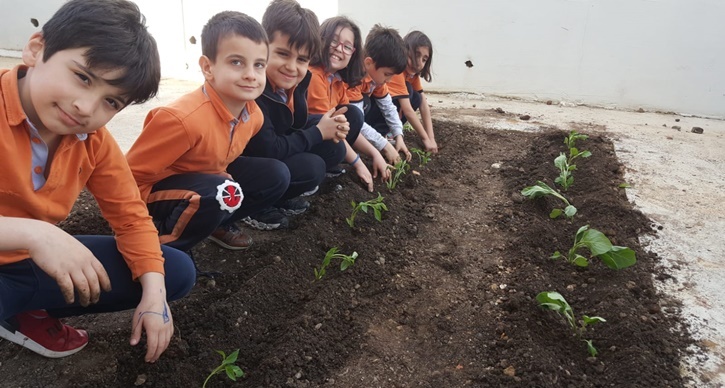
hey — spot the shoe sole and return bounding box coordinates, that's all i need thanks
[276,207,308,217]
[300,186,319,197]
[0,321,88,358]
[206,236,251,250]
[241,217,288,231]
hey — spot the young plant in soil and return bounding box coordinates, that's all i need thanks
[536,291,606,357]
[551,225,637,269]
[203,349,245,388]
[346,193,388,228]
[387,159,411,190]
[314,247,359,281]
[555,131,592,191]
[521,180,577,219]
[410,147,432,168]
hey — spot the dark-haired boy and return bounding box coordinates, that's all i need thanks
[241,0,352,230]
[347,25,411,164]
[0,0,195,362]
[126,11,289,249]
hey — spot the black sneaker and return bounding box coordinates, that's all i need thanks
[300,185,319,197]
[242,208,289,230]
[325,166,346,178]
[275,197,310,216]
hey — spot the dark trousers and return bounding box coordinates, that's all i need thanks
[147,156,289,251]
[299,104,362,178]
[0,236,195,321]
[368,82,422,136]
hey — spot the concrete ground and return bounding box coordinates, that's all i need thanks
[3,56,724,386]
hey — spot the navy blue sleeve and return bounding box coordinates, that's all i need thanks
[243,101,323,160]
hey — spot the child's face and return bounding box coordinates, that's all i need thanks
[328,26,355,73]
[364,58,397,85]
[267,33,311,91]
[408,46,430,74]
[20,38,127,135]
[201,34,267,112]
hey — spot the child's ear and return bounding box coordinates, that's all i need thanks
[198,55,214,81]
[22,32,45,67]
[363,56,375,69]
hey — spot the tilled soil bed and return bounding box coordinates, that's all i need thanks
[0,119,693,387]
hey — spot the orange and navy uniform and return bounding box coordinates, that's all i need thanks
[127,81,263,202]
[387,71,423,99]
[0,66,164,279]
[307,66,350,114]
[126,81,289,251]
[346,74,390,103]
[346,74,405,146]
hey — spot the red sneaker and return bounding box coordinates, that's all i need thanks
[0,310,88,358]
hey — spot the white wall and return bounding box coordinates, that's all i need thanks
[339,0,725,118]
[0,0,338,80]
[2,1,723,117]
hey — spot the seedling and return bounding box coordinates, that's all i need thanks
[536,291,605,357]
[387,159,411,190]
[618,182,631,188]
[551,225,637,269]
[403,122,414,133]
[314,247,359,281]
[521,181,577,219]
[554,152,575,191]
[555,131,592,191]
[203,349,245,388]
[410,147,432,168]
[346,193,388,228]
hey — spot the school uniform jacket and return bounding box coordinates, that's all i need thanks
[307,66,350,114]
[347,74,404,150]
[387,71,424,99]
[126,81,263,202]
[243,71,324,160]
[0,66,164,279]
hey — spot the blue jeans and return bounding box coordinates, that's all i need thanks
[0,235,195,321]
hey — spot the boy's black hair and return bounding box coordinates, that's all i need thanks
[311,16,365,88]
[262,0,320,61]
[202,11,268,63]
[404,31,433,82]
[364,24,406,74]
[41,0,160,105]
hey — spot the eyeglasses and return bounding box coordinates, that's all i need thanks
[330,39,355,55]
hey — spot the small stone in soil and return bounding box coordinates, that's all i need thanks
[519,115,531,121]
[691,126,704,134]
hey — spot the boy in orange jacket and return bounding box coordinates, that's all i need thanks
[0,0,195,363]
[126,12,290,250]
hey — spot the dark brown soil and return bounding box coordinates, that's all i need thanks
[0,119,694,388]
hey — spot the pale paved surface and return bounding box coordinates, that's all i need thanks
[3,56,724,386]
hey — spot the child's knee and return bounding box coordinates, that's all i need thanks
[162,247,196,300]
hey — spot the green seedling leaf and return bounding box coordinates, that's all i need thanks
[204,349,245,388]
[225,365,244,381]
[564,205,577,218]
[598,246,637,269]
[579,151,592,158]
[619,183,631,188]
[573,255,589,267]
[550,251,562,260]
[554,153,567,171]
[582,315,606,325]
[579,229,613,256]
[584,339,598,357]
[549,208,562,219]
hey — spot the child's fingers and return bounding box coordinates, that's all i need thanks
[92,259,112,292]
[130,313,144,346]
[332,106,348,117]
[69,271,91,307]
[144,327,159,362]
[55,274,75,304]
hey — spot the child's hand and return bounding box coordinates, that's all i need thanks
[394,135,412,161]
[423,138,439,154]
[371,154,392,182]
[318,107,349,143]
[381,143,401,165]
[352,161,374,192]
[131,272,173,363]
[29,223,112,306]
